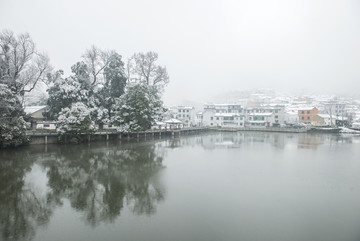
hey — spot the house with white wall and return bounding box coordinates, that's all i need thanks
[35,121,57,130]
[246,113,275,128]
[285,111,300,125]
[168,106,196,127]
[204,104,243,114]
[201,111,245,127]
[201,103,244,127]
[244,105,285,126]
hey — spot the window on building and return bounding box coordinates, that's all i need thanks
[224,117,234,121]
[44,124,50,127]
[187,110,189,112]
[275,115,278,118]
[307,111,310,114]
[307,116,310,120]
[254,116,264,121]
[216,117,219,120]
[302,117,304,120]
[302,111,305,114]
[211,117,213,120]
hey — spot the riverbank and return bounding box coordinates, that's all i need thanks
[26,126,358,145]
[26,128,210,145]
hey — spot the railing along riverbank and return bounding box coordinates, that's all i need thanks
[26,126,331,145]
[26,127,210,145]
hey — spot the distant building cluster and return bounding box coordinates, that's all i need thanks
[25,90,360,130]
[166,91,360,129]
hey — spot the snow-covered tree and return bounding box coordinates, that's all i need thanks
[0,30,51,100]
[47,49,126,124]
[46,70,88,119]
[112,83,166,132]
[57,102,95,144]
[0,84,29,148]
[94,53,127,125]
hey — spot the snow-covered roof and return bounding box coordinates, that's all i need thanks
[165,118,182,124]
[37,121,57,124]
[298,107,316,111]
[24,105,47,115]
[248,113,273,116]
[247,120,267,123]
[171,106,194,110]
[215,113,242,117]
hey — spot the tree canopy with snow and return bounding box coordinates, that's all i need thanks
[112,83,166,132]
[57,102,95,144]
[0,29,51,148]
[0,84,29,148]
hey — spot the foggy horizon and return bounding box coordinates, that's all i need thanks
[1,0,359,105]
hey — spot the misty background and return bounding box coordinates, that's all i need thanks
[1,0,359,105]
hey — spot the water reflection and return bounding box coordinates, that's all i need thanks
[0,141,165,240]
[162,132,360,151]
[43,143,165,226]
[0,149,53,241]
[1,133,360,241]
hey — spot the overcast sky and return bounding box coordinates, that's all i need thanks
[1,0,359,105]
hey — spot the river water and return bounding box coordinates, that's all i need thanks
[1,132,360,241]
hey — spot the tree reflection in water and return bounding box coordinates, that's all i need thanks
[42,142,165,227]
[0,148,53,241]
[0,141,166,240]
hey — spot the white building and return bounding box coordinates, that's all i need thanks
[204,104,243,114]
[323,101,347,120]
[168,106,196,127]
[284,111,300,125]
[246,113,275,128]
[318,114,337,126]
[35,121,57,130]
[245,105,285,126]
[201,104,244,127]
[202,112,245,127]
[196,112,203,127]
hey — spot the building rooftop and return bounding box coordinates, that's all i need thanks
[24,105,47,115]
[298,107,316,111]
[215,113,243,117]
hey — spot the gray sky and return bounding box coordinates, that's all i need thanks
[1,0,359,105]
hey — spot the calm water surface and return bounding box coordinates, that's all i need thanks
[1,132,360,241]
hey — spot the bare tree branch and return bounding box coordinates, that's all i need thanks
[128,51,169,87]
[0,30,52,98]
